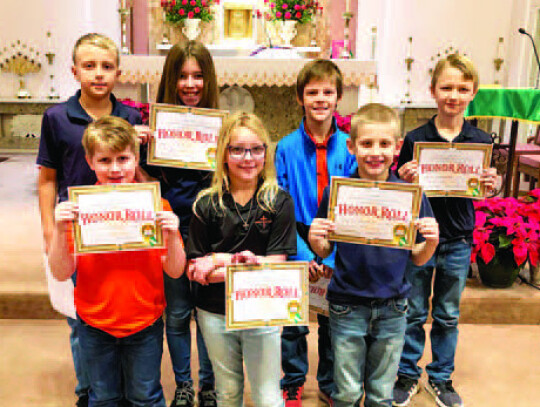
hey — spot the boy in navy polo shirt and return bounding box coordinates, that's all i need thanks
[308,103,439,407]
[275,59,357,406]
[36,33,141,407]
[393,54,496,407]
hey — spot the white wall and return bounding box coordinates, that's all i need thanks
[0,0,120,99]
[355,0,524,105]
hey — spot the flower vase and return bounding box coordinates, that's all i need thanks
[278,20,298,47]
[477,253,522,288]
[182,18,202,41]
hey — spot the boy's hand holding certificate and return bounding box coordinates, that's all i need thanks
[413,142,493,198]
[324,177,423,250]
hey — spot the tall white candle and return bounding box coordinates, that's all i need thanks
[346,0,350,13]
[407,37,412,58]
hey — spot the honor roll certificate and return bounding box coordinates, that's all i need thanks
[69,183,164,254]
[225,262,309,330]
[414,142,492,198]
[309,277,330,317]
[148,103,229,170]
[327,177,423,250]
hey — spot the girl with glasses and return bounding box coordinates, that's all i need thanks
[186,111,297,407]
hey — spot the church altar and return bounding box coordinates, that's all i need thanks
[117,55,377,139]
[119,55,377,88]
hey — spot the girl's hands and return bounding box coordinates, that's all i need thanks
[134,125,152,145]
[398,160,418,183]
[188,256,215,285]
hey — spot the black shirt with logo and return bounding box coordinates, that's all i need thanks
[187,187,297,315]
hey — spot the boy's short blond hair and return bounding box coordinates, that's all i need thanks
[431,53,479,91]
[83,116,139,158]
[350,103,401,142]
[296,59,343,102]
[72,33,119,66]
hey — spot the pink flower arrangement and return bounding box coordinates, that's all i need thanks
[472,190,540,268]
[269,0,319,23]
[161,0,214,23]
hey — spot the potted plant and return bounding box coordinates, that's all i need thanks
[472,189,540,288]
[160,0,214,41]
[268,1,320,46]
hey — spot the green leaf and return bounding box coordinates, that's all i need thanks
[499,234,512,248]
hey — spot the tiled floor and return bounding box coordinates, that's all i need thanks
[1,320,540,406]
[1,153,540,407]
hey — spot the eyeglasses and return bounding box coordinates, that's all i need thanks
[227,144,267,160]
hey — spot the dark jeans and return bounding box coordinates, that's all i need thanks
[398,240,472,382]
[280,314,334,395]
[78,317,166,407]
[164,273,215,388]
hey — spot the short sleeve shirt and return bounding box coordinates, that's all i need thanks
[316,171,434,303]
[186,188,297,314]
[36,90,142,202]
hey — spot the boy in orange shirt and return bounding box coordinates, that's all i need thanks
[49,116,185,407]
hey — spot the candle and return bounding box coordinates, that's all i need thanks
[120,0,126,9]
[497,37,504,59]
[345,0,350,13]
[407,37,412,58]
[46,31,52,51]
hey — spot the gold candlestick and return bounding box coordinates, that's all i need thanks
[401,37,414,104]
[119,1,133,54]
[340,12,354,59]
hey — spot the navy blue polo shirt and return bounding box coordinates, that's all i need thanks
[396,116,492,243]
[36,90,142,202]
[316,171,434,303]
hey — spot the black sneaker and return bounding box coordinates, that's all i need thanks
[198,388,217,407]
[75,394,89,407]
[392,375,419,406]
[170,382,195,407]
[425,379,464,407]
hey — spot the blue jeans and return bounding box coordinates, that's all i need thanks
[280,314,334,394]
[330,299,407,407]
[164,273,214,388]
[78,317,166,407]
[197,308,283,407]
[67,317,91,397]
[398,239,472,382]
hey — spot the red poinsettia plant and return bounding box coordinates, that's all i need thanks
[472,189,540,268]
[161,0,214,23]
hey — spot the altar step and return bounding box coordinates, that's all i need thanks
[2,278,540,324]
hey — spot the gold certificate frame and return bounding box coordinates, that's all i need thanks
[225,262,309,330]
[69,182,163,254]
[327,177,423,250]
[414,142,493,198]
[148,103,229,171]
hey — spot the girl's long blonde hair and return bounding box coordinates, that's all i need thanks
[194,111,280,216]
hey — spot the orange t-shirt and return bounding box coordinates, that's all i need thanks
[70,199,182,338]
